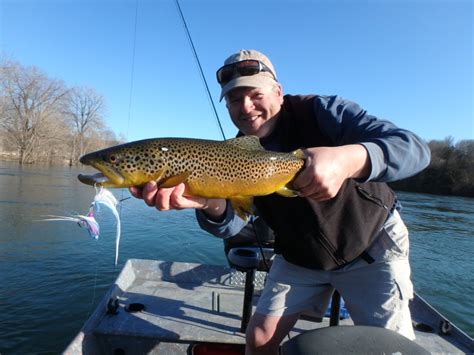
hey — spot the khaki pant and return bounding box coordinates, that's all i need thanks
[255,210,415,340]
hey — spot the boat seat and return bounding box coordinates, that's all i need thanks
[280,325,430,354]
[223,216,275,272]
[222,218,274,332]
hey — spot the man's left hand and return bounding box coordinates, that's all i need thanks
[292,145,370,201]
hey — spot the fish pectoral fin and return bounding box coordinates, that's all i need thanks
[225,136,265,151]
[229,196,254,221]
[151,168,167,185]
[159,171,191,188]
[275,186,299,197]
[291,148,305,159]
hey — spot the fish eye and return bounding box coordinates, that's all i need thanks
[102,154,119,164]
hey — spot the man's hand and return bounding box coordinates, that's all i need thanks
[292,144,371,201]
[129,182,227,220]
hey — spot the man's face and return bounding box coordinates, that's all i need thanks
[225,85,284,138]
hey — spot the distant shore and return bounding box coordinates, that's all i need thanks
[1,156,472,199]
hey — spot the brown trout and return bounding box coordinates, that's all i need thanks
[78,136,305,218]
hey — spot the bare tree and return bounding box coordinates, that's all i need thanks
[0,58,120,164]
[85,128,122,153]
[64,86,106,164]
[0,61,69,164]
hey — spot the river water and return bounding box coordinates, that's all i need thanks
[0,161,472,353]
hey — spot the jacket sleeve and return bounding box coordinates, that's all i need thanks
[195,201,248,239]
[314,95,431,182]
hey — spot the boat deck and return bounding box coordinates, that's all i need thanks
[65,259,473,354]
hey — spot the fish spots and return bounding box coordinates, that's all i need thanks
[84,137,304,191]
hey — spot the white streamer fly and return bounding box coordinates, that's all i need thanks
[41,186,122,265]
[91,187,121,265]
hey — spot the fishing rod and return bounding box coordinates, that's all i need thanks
[175,0,226,140]
[174,0,274,278]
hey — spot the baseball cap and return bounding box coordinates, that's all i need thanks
[217,49,278,101]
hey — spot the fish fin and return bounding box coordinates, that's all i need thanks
[225,136,265,151]
[159,171,191,188]
[292,148,305,159]
[275,186,299,197]
[150,168,167,185]
[230,196,255,221]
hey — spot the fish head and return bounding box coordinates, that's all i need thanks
[78,140,158,188]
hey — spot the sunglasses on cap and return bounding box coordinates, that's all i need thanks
[216,59,276,85]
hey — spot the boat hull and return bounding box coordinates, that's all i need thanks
[64,259,473,354]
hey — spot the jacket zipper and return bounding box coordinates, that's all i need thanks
[315,231,347,266]
[356,185,389,210]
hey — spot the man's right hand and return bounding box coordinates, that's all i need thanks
[129,182,227,220]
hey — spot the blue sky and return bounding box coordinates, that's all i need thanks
[1,0,472,142]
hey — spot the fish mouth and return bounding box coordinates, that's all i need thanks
[78,162,125,187]
[78,172,111,186]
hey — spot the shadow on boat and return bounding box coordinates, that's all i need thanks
[65,258,473,354]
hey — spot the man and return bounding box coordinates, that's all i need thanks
[130,49,431,354]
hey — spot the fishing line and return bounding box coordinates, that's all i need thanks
[114,0,139,268]
[85,0,139,322]
[120,0,139,191]
[59,0,140,324]
[175,0,226,140]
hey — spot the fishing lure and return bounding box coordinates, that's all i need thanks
[41,186,122,265]
[90,186,121,265]
[42,211,100,240]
